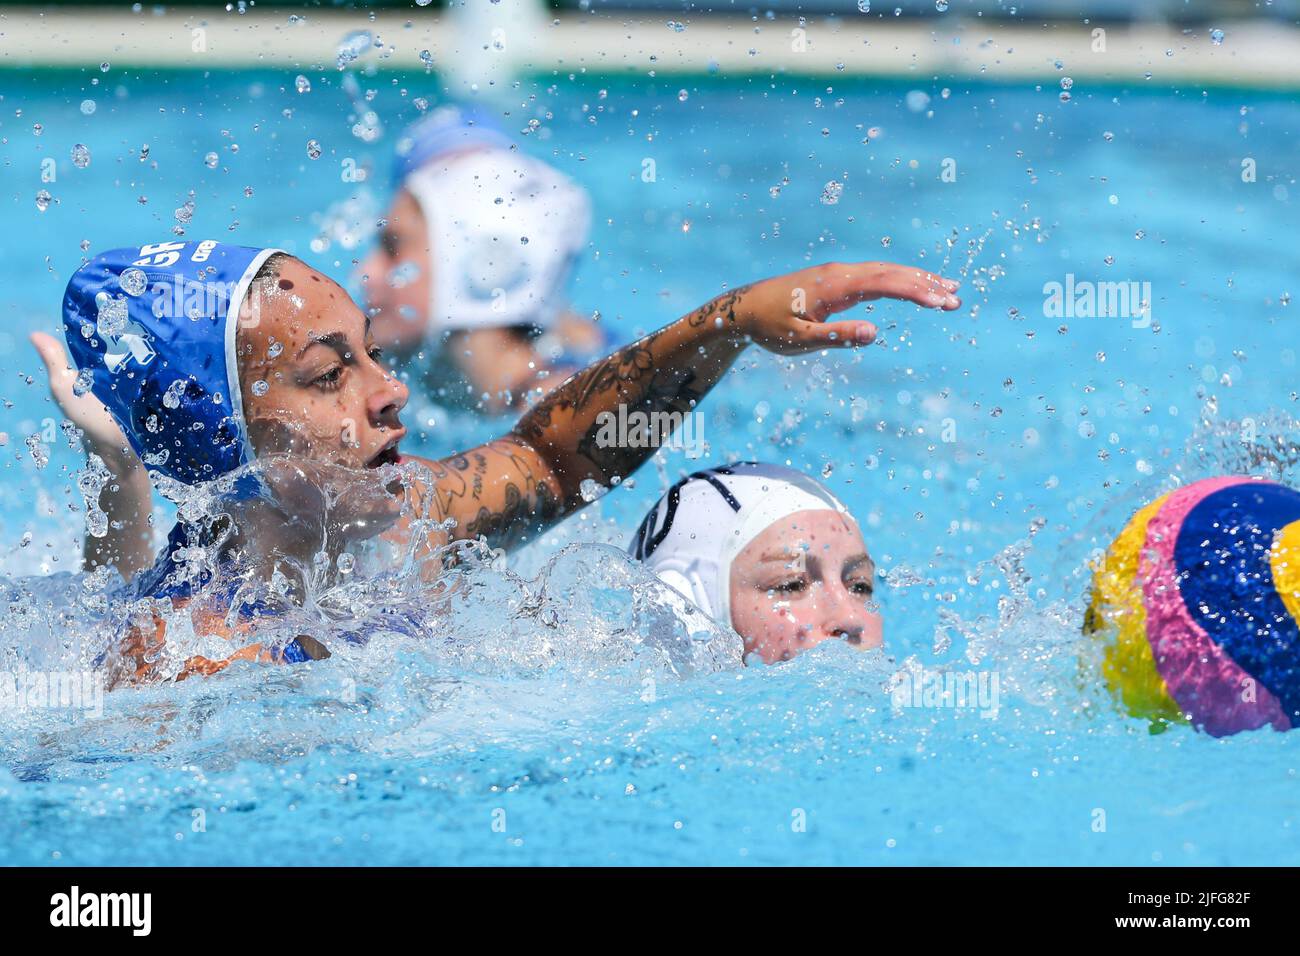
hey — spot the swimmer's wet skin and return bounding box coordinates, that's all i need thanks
[56,241,960,685]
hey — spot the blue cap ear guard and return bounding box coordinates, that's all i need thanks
[62,241,281,487]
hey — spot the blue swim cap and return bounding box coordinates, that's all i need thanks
[391,103,513,182]
[62,241,282,487]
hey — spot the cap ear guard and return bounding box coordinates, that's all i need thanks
[651,566,714,619]
[62,241,280,493]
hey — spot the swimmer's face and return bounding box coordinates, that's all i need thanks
[237,257,410,537]
[728,510,882,664]
[360,189,432,358]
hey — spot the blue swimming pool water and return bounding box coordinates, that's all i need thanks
[0,64,1298,865]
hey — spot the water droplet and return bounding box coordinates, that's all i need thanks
[204,151,219,169]
[1210,28,1225,45]
[336,30,373,69]
[26,434,49,469]
[579,478,607,502]
[71,143,91,168]
[857,0,870,10]
[79,99,96,115]
[337,552,356,573]
[119,267,147,296]
[267,342,284,358]
[251,379,269,397]
[678,89,689,102]
[35,189,52,212]
[820,180,844,205]
[73,368,95,397]
[306,139,322,160]
[935,0,949,10]
[163,379,187,409]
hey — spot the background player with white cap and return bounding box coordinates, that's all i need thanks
[361,105,605,414]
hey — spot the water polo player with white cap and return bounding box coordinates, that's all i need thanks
[42,240,958,682]
[361,104,604,413]
[631,463,882,663]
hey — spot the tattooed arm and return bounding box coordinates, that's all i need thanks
[405,261,961,555]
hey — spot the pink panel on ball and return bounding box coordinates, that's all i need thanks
[1140,476,1290,737]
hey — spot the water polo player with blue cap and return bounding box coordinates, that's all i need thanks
[631,462,882,664]
[47,240,960,684]
[361,104,605,414]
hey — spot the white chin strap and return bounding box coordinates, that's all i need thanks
[402,148,590,337]
[629,462,852,627]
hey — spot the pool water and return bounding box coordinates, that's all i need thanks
[0,65,1298,865]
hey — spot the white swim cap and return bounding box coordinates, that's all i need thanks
[629,462,853,626]
[403,148,590,335]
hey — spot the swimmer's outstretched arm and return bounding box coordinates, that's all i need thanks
[406,261,960,555]
[30,333,155,582]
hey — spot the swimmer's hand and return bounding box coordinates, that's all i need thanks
[30,331,155,581]
[30,332,136,462]
[727,261,961,355]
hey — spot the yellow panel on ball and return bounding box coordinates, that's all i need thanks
[1083,492,1186,726]
[1268,520,1300,632]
